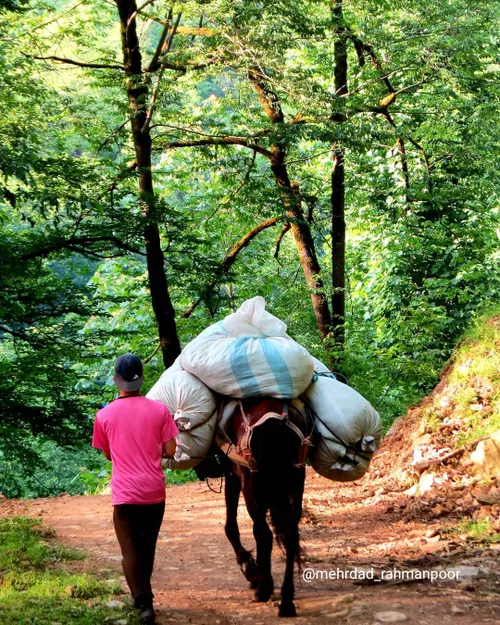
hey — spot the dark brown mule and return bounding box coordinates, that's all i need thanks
[218,398,311,617]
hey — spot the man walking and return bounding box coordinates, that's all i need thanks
[92,354,178,625]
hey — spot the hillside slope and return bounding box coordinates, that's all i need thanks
[378,310,500,534]
[1,312,500,625]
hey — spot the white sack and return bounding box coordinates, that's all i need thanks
[310,355,331,374]
[223,296,288,337]
[303,376,382,482]
[147,364,216,431]
[179,296,315,399]
[162,409,218,470]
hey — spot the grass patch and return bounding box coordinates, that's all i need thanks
[0,517,83,571]
[0,517,138,625]
[425,309,500,447]
[421,408,442,434]
[455,516,500,543]
[457,411,500,446]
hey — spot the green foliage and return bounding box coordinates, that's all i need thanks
[449,309,500,444]
[0,440,198,498]
[403,307,500,455]
[0,0,498,486]
[0,442,110,499]
[164,468,198,486]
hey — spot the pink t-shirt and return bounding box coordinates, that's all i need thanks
[92,395,178,506]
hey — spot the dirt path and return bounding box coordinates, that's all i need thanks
[2,467,499,625]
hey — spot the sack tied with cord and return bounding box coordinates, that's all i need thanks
[147,296,382,481]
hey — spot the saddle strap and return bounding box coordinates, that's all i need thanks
[295,435,312,468]
[216,438,253,470]
[237,424,259,472]
[238,401,312,470]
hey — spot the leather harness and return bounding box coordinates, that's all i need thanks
[216,400,313,472]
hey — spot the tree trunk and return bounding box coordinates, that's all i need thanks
[249,69,333,340]
[331,148,346,342]
[270,150,333,340]
[331,0,347,349]
[116,0,181,368]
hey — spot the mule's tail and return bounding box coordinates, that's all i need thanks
[250,418,304,567]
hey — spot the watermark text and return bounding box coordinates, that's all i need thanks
[302,567,460,583]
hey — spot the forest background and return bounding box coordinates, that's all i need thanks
[0,0,498,498]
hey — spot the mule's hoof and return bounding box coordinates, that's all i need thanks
[278,602,297,618]
[253,590,272,603]
[253,581,274,603]
[241,560,259,587]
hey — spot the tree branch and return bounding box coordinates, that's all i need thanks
[151,123,271,139]
[414,435,491,473]
[143,341,162,364]
[225,217,282,261]
[146,58,216,74]
[127,0,159,32]
[382,111,410,199]
[142,12,182,133]
[146,7,173,72]
[10,0,86,41]
[20,236,145,261]
[382,112,434,190]
[182,217,284,318]
[105,160,138,198]
[222,150,256,202]
[347,32,395,94]
[274,222,290,262]
[247,63,333,339]
[345,31,434,204]
[154,136,273,159]
[98,119,130,152]
[248,66,284,124]
[196,152,257,225]
[141,13,216,36]
[23,53,123,71]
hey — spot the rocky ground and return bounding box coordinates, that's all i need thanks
[1,458,500,625]
[2,317,499,624]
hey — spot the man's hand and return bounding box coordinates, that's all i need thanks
[162,437,176,459]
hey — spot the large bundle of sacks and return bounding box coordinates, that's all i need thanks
[147,296,382,481]
[296,356,382,481]
[147,360,218,470]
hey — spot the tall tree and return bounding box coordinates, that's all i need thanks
[248,67,333,340]
[331,0,347,349]
[115,1,181,368]
[1,0,497,454]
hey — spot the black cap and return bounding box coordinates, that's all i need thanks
[113,354,144,392]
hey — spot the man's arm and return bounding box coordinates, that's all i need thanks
[161,406,179,459]
[162,438,176,458]
[92,414,111,461]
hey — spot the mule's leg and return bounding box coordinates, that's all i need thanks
[277,468,305,618]
[290,467,305,526]
[278,522,299,618]
[224,466,259,587]
[243,474,274,602]
[270,496,300,618]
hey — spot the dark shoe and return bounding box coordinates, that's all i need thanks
[139,606,156,624]
[134,592,154,609]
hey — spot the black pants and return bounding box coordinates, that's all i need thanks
[113,502,165,607]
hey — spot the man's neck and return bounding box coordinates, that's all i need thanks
[118,390,141,398]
